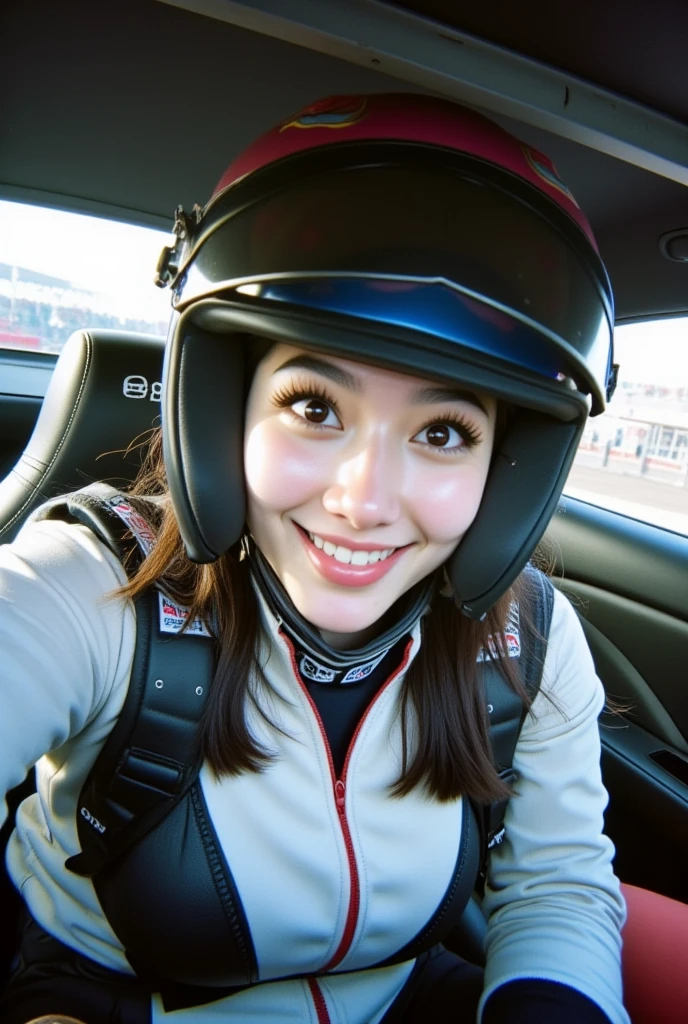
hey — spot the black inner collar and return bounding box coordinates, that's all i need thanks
[248,537,436,674]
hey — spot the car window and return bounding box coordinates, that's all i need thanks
[565,316,688,536]
[0,199,171,354]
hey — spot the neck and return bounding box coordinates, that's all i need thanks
[319,618,392,651]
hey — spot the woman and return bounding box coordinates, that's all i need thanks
[0,94,628,1023]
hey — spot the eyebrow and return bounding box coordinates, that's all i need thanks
[273,355,488,416]
[273,355,361,392]
[411,386,489,417]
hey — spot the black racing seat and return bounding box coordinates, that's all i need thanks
[0,328,165,987]
[0,328,165,544]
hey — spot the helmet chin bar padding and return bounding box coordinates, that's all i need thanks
[162,319,247,562]
[162,299,588,615]
[450,410,583,618]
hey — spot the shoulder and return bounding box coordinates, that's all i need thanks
[2,516,134,678]
[7,516,128,587]
[521,586,605,738]
[1,517,134,673]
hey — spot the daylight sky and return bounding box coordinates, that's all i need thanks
[1,199,687,386]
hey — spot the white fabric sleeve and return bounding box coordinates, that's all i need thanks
[478,588,630,1024]
[0,518,134,828]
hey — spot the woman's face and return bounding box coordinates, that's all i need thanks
[244,344,496,646]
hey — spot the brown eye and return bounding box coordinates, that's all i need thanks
[411,421,473,452]
[304,399,329,423]
[426,424,451,447]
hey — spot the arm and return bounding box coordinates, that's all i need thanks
[0,518,134,827]
[479,589,629,1024]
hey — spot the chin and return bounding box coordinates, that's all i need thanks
[288,584,395,640]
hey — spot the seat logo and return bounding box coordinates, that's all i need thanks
[80,806,106,833]
[123,375,162,401]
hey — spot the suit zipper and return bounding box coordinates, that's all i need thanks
[282,633,412,1001]
[307,977,331,1024]
[322,774,360,970]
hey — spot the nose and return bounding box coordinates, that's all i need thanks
[322,436,402,531]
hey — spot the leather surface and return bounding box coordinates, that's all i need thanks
[97,782,258,995]
[0,330,165,543]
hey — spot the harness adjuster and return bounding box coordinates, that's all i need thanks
[115,748,186,796]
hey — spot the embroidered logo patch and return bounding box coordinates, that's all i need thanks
[158,593,211,637]
[298,647,391,685]
[105,494,156,555]
[477,606,521,661]
[341,649,390,684]
[80,806,106,834]
[299,656,337,683]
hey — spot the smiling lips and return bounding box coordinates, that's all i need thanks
[295,524,411,587]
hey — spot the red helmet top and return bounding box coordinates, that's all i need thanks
[211,93,596,250]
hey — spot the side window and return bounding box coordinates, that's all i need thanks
[565,317,688,536]
[0,199,171,354]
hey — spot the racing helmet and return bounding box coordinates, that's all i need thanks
[155,93,615,619]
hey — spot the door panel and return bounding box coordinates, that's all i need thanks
[547,496,688,619]
[602,720,688,902]
[575,613,687,751]
[559,584,688,749]
[546,497,688,903]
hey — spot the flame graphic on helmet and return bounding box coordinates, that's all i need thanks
[522,146,579,207]
[280,95,369,131]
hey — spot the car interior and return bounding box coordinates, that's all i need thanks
[1,0,687,1004]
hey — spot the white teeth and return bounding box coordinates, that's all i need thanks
[306,530,397,566]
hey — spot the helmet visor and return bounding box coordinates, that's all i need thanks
[176,161,613,411]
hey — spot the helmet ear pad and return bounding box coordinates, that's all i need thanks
[449,409,584,618]
[162,321,247,562]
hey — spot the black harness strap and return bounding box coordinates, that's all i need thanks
[31,484,216,879]
[476,566,555,874]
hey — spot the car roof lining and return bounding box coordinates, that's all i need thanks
[392,0,688,124]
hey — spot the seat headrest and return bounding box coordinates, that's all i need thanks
[0,329,165,543]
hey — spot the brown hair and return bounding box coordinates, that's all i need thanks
[121,428,537,803]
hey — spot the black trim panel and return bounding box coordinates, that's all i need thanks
[601,721,688,903]
[547,495,688,621]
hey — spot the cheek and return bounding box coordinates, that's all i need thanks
[245,421,326,512]
[409,465,489,544]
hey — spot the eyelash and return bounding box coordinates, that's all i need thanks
[271,381,483,451]
[418,415,482,453]
[272,381,341,429]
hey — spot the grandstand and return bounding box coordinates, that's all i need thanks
[0,261,167,353]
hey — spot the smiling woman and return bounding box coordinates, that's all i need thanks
[0,93,629,1024]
